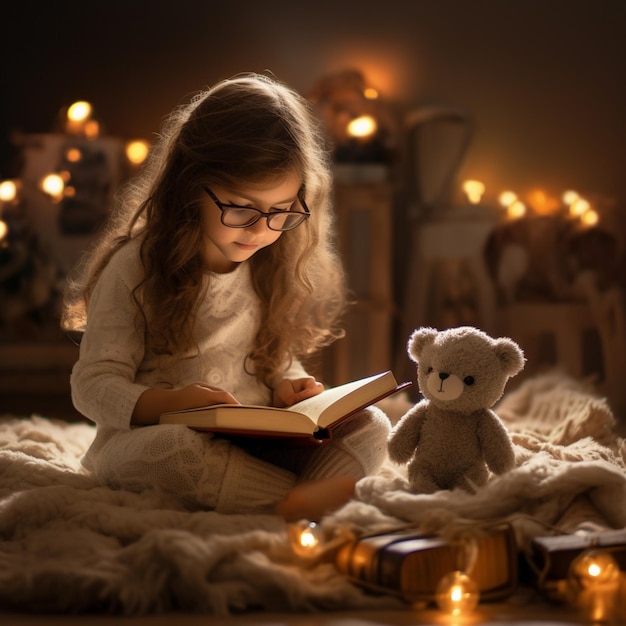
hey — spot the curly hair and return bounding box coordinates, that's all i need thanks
[63,73,347,385]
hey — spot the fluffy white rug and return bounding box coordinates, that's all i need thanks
[1,372,625,615]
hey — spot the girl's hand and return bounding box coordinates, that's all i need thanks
[272,377,324,408]
[179,382,240,409]
[132,382,239,426]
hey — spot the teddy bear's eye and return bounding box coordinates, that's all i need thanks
[464,376,475,386]
[427,367,433,374]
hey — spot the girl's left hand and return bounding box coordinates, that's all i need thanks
[273,377,324,408]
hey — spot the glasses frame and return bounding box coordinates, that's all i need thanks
[203,186,310,232]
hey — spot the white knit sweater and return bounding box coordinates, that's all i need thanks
[71,237,312,512]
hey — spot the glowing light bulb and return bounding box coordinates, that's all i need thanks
[562,190,580,205]
[84,119,100,139]
[0,180,17,202]
[435,571,480,616]
[498,191,517,207]
[567,549,621,623]
[507,200,527,219]
[568,549,620,590]
[569,197,590,218]
[462,180,485,204]
[288,521,324,558]
[581,209,599,227]
[67,101,92,123]
[529,189,560,215]
[65,100,95,135]
[40,173,65,200]
[347,115,378,139]
[125,140,150,165]
[65,148,82,163]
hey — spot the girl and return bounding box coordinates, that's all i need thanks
[63,73,391,522]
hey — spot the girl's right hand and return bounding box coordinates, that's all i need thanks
[132,383,239,426]
[179,382,240,409]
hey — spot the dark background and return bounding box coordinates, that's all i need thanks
[2,0,625,203]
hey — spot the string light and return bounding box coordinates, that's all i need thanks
[39,173,65,202]
[462,180,485,204]
[65,100,95,136]
[498,190,517,208]
[569,197,591,218]
[567,549,621,623]
[347,115,378,139]
[562,189,580,205]
[125,140,150,165]
[288,520,325,558]
[0,180,18,203]
[507,200,527,220]
[435,570,480,616]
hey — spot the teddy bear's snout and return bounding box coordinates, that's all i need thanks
[427,370,465,401]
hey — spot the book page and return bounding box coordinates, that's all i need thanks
[287,371,397,427]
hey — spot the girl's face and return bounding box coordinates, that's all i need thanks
[199,172,302,273]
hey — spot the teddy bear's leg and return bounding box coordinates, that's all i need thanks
[407,463,441,494]
[462,463,490,491]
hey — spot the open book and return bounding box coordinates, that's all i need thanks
[159,370,411,445]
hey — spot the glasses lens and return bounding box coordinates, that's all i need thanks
[266,212,307,231]
[222,208,260,227]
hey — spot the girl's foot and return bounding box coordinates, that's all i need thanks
[275,475,356,522]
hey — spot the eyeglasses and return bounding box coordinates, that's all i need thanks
[204,187,310,232]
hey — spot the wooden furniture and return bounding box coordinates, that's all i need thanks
[322,170,395,386]
[0,340,80,418]
[395,207,498,386]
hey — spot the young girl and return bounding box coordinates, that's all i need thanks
[63,73,391,522]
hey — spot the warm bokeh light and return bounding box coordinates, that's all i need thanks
[462,180,485,204]
[498,190,517,207]
[0,220,8,241]
[288,520,324,558]
[65,148,82,163]
[67,101,92,123]
[65,101,97,136]
[528,189,560,215]
[125,140,150,165]
[568,549,620,589]
[435,571,480,616]
[581,209,599,227]
[562,189,580,205]
[507,200,527,219]
[569,197,591,218]
[347,115,378,138]
[363,87,379,99]
[0,180,18,202]
[84,119,100,139]
[40,173,65,200]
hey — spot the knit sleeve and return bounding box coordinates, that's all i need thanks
[70,244,149,430]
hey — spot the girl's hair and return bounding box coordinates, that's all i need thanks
[63,73,347,384]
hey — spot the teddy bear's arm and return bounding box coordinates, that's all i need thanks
[478,410,516,474]
[387,401,428,464]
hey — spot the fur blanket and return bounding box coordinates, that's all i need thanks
[1,372,625,615]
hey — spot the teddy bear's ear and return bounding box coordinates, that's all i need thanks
[493,337,526,377]
[408,327,438,363]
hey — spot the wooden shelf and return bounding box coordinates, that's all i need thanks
[324,176,395,385]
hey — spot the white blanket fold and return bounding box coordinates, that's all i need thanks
[1,372,625,615]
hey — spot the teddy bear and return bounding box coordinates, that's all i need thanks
[388,326,525,494]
